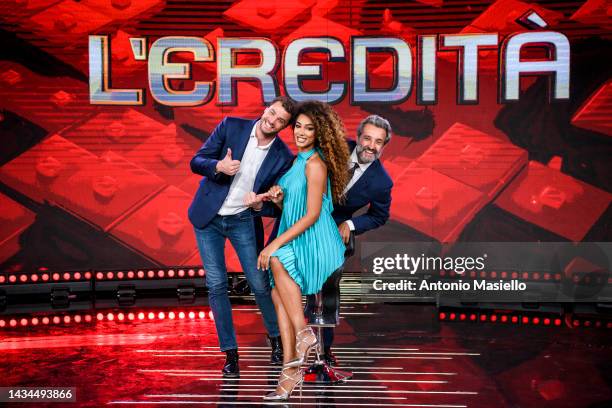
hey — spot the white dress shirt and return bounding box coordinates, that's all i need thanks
[218,122,274,216]
[343,148,373,230]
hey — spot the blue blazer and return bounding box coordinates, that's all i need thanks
[332,141,393,235]
[188,117,293,247]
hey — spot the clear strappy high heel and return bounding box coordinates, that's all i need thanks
[285,326,318,368]
[263,366,304,401]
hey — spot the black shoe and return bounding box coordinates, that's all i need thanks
[269,335,283,365]
[222,349,240,378]
[323,347,337,366]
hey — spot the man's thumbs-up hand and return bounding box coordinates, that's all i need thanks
[216,148,241,176]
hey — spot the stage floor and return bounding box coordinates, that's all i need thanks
[1,301,611,407]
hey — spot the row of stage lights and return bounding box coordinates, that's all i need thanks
[0,268,206,284]
[439,270,610,284]
[0,308,214,329]
[438,311,612,329]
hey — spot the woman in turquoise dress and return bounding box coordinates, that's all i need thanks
[255,100,350,401]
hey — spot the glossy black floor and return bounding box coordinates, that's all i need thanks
[1,297,611,407]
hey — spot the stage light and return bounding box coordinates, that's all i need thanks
[470,314,477,321]
[573,320,580,327]
[554,318,561,326]
[148,312,155,319]
[0,275,5,283]
[533,272,540,280]
[512,272,519,279]
[9,275,16,283]
[198,311,205,319]
[168,270,175,278]
[106,272,114,280]
[480,315,487,321]
[512,316,519,324]
[168,312,176,319]
[544,273,551,281]
[584,320,591,327]
[138,313,145,320]
[117,313,125,321]
[501,271,508,278]
[490,315,498,322]
[0,320,5,327]
[107,313,115,321]
[64,316,71,324]
[127,271,135,279]
[32,317,39,326]
[480,271,486,278]
[544,318,551,325]
[10,319,17,327]
[532,317,540,325]
[522,272,529,280]
[522,316,529,324]
[448,312,456,320]
[178,312,186,319]
[208,310,214,320]
[31,274,39,282]
[188,311,195,319]
[20,318,28,326]
[74,272,82,280]
[137,270,145,278]
[439,270,446,276]
[490,271,498,278]
[42,317,50,325]
[74,315,82,323]
[147,270,155,278]
[501,315,508,323]
[117,272,124,279]
[63,273,70,280]
[85,272,92,279]
[157,270,165,278]
[52,273,60,281]
[53,316,60,324]
[42,273,49,281]
[97,272,104,280]
[439,312,446,320]
[127,313,135,321]
[158,312,165,319]
[20,274,27,282]
[469,271,476,278]
[460,313,466,321]
[85,315,92,322]
[188,269,196,277]
[178,270,185,277]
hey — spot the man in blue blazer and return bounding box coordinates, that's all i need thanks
[306,114,394,365]
[188,96,296,377]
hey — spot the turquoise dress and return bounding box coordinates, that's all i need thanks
[270,148,345,295]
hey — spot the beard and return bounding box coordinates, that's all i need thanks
[356,144,380,163]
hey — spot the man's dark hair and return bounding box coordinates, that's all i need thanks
[270,96,298,124]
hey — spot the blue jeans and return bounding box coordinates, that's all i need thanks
[194,209,280,351]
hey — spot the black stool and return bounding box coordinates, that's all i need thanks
[303,233,354,384]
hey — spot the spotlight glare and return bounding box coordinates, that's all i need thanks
[32,317,39,325]
[20,318,28,326]
[107,313,115,321]
[97,313,104,321]
[127,313,135,321]
[198,311,205,319]
[148,312,155,319]
[117,313,125,321]
[138,313,145,320]
[64,316,71,324]
[158,312,165,319]
[188,311,195,319]
[42,317,50,325]
[178,312,186,319]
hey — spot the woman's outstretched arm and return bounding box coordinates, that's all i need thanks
[257,156,326,270]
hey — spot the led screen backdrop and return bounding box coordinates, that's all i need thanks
[0,0,610,273]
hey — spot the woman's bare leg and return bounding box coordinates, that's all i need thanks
[270,287,295,364]
[270,257,306,332]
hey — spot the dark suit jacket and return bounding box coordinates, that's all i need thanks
[188,117,293,249]
[333,140,393,235]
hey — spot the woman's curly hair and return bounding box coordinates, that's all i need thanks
[295,100,350,204]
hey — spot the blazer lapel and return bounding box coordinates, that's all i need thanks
[347,159,380,197]
[234,120,257,161]
[253,137,281,192]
